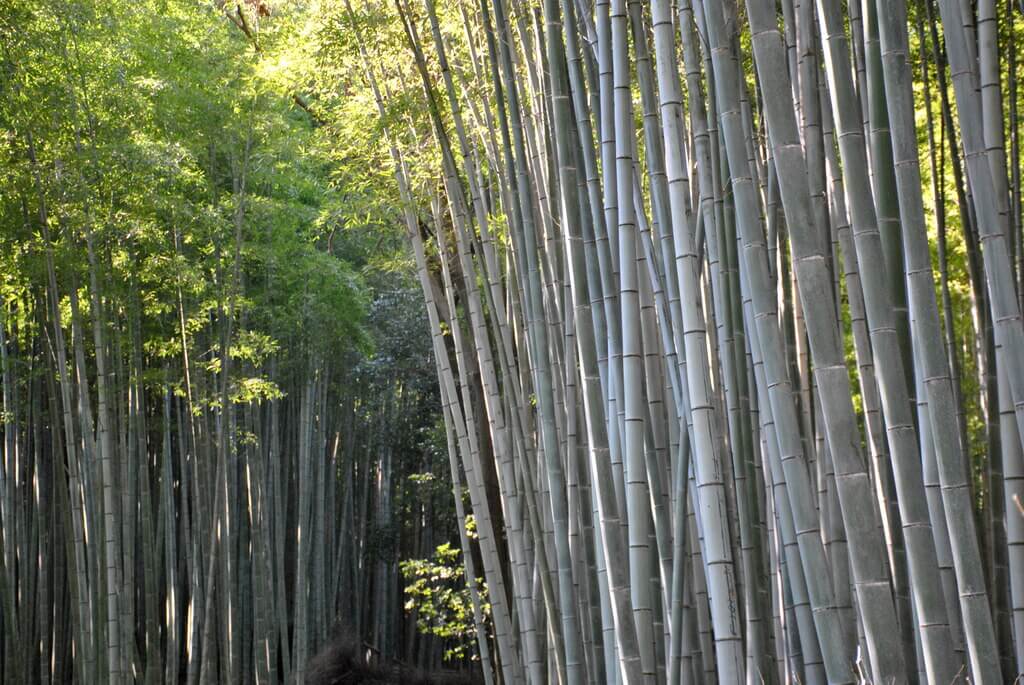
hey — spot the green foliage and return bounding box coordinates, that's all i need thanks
[0,0,419,400]
[400,542,487,663]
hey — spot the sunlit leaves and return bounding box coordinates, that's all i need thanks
[400,542,487,662]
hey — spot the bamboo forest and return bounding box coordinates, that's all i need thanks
[5,0,1024,682]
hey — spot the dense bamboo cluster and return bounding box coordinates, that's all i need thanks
[0,259,455,684]
[364,0,1024,681]
[0,3,471,682]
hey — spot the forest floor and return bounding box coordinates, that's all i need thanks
[305,633,483,685]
